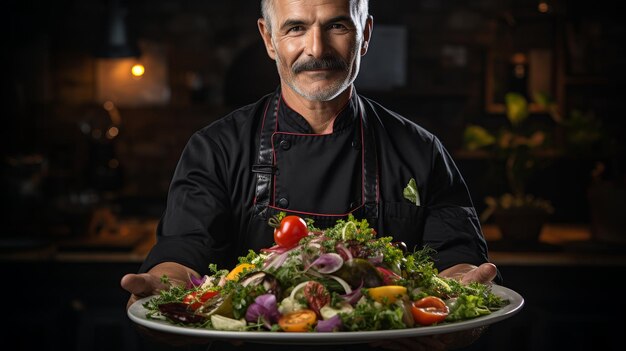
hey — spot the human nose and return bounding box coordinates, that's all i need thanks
[305,26,327,58]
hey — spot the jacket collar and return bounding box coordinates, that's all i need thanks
[276,87,359,134]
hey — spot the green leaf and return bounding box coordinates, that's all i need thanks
[403,178,420,206]
[505,92,529,127]
[463,125,496,151]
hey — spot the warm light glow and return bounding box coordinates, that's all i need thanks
[131,64,145,77]
[103,100,122,126]
[538,1,550,13]
[103,100,115,111]
[106,126,119,139]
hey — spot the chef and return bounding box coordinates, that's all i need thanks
[122,0,498,350]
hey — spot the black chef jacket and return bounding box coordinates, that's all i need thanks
[139,87,489,276]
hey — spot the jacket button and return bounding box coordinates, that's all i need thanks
[351,140,361,150]
[280,139,291,150]
[277,197,289,208]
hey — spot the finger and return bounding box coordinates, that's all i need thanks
[121,273,167,296]
[461,262,497,284]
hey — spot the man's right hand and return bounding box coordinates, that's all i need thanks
[120,273,169,310]
[120,263,216,347]
[121,262,201,310]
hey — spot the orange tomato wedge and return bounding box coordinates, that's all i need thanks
[278,309,317,332]
[367,285,408,304]
[411,296,449,325]
[225,263,256,281]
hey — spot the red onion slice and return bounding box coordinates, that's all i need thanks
[307,253,344,274]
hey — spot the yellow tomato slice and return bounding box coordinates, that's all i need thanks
[367,285,408,304]
[225,263,256,281]
[278,309,317,332]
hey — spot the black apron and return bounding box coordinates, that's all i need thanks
[246,91,380,248]
[207,92,394,351]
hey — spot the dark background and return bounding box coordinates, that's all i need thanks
[2,0,625,350]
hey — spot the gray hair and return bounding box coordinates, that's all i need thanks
[260,0,369,33]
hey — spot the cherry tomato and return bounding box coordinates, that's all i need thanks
[274,215,308,248]
[182,290,219,310]
[278,309,317,332]
[411,296,449,325]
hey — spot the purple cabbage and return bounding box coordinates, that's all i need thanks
[315,315,342,332]
[245,294,280,329]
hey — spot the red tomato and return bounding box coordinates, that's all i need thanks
[274,215,308,248]
[182,290,219,310]
[411,296,449,325]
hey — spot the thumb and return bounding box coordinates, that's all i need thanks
[121,273,168,297]
[461,263,497,285]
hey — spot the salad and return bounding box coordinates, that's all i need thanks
[143,214,508,332]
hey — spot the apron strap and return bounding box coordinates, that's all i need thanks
[357,96,379,219]
[252,94,280,218]
[252,92,379,220]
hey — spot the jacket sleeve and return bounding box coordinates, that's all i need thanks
[421,137,490,271]
[139,130,234,275]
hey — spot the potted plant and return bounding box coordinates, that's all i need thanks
[463,92,554,242]
[535,93,626,244]
[552,104,626,244]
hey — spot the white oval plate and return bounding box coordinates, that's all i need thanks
[128,284,524,345]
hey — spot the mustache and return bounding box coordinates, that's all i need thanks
[292,56,348,74]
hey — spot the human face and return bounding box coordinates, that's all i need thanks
[258,0,372,102]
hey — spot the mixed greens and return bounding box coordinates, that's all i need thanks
[143,214,508,332]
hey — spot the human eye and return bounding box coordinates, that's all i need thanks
[328,22,350,33]
[286,25,305,34]
[330,23,347,30]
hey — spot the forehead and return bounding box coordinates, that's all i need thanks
[272,0,354,22]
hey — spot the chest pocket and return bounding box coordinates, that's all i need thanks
[380,202,425,250]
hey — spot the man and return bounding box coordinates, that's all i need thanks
[122,0,498,350]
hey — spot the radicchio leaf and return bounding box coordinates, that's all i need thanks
[315,315,342,332]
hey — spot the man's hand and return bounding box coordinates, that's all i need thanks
[439,262,498,285]
[120,273,169,310]
[121,262,216,347]
[370,262,498,350]
[120,262,196,310]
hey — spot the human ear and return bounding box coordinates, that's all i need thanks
[360,15,374,56]
[257,18,277,60]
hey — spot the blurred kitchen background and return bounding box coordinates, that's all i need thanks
[2,0,625,350]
